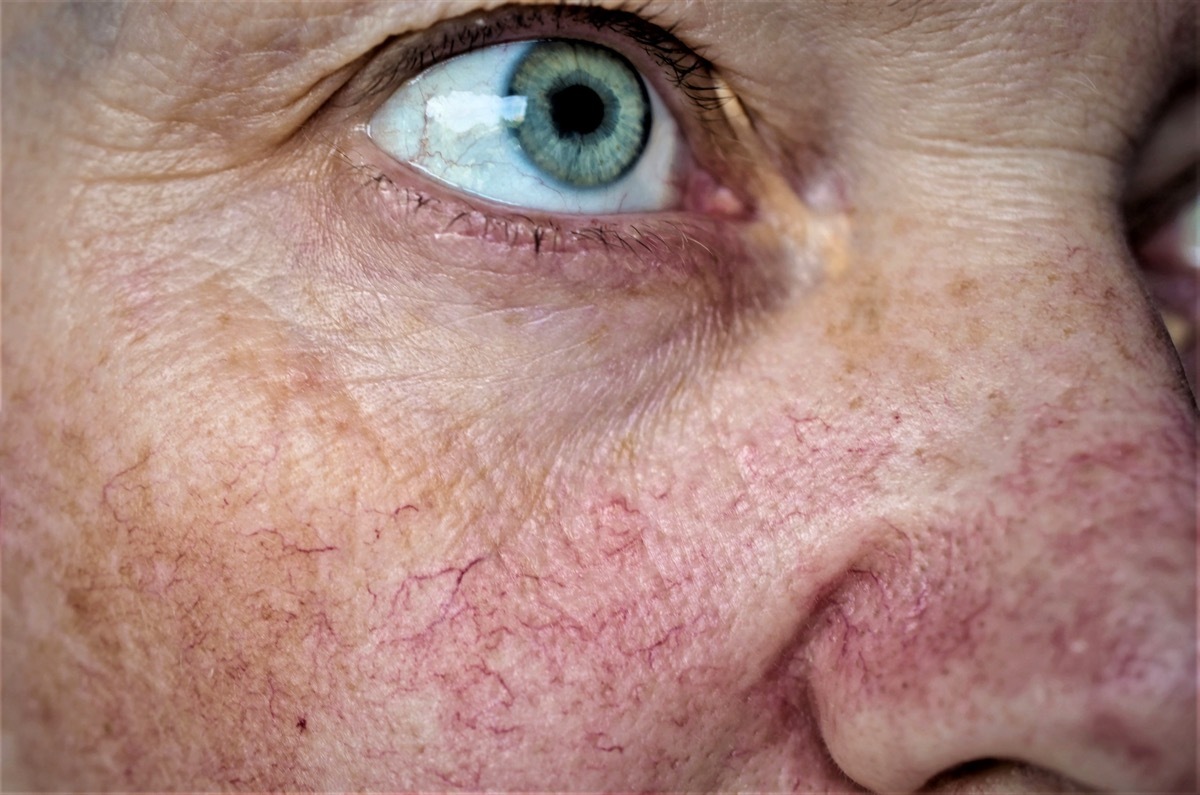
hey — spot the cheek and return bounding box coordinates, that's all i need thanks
[2,225,493,786]
[0,205,820,789]
[7,153,1191,792]
[423,397,921,785]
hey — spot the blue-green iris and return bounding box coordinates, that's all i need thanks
[507,41,651,188]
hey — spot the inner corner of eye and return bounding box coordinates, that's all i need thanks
[365,38,692,215]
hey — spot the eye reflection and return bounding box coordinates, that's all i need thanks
[1136,194,1198,390]
[368,39,680,214]
[1123,83,1199,392]
[508,40,651,187]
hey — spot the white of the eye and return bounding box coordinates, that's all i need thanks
[368,41,679,214]
[426,92,527,133]
[1186,199,1199,269]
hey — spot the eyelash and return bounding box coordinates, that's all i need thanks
[330,3,746,265]
[358,159,724,272]
[354,4,728,119]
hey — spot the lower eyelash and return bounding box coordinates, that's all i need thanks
[361,165,573,255]
[350,156,748,292]
[368,165,698,262]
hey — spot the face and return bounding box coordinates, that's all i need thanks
[2,1,1195,791]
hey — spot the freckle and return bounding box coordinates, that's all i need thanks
[987,390,1012,420]
[615,434,638,461]
[1114,337,1138,364]
[904,349,943,383]
[949,277,979,302]
[66,588,91,618]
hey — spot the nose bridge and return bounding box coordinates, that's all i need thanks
[793,221,1198,791]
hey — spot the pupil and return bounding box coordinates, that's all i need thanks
[548,84,605,137]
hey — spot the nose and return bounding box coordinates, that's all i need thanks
[802,234,1197,792]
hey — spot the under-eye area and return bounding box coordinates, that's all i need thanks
[329,141,771,301]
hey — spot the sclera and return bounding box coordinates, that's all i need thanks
[367,40,680,214]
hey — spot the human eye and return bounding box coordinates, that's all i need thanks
[1124,78,1198,390]
[368,39,676,214]
[357,5,739,219]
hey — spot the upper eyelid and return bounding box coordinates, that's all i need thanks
[340,3,728,119]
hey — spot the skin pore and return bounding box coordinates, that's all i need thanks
[1,0,1196,791]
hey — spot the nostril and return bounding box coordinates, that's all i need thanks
[921,759,1095,794]
[923,758,1005,790]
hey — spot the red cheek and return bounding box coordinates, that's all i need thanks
[350,400,915,788]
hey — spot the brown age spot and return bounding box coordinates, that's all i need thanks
[822,261,891,378]
[949,277,979,302]
[844,268,886,338]
[986,389,1013,421]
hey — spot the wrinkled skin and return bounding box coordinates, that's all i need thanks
[2,1,1196,791]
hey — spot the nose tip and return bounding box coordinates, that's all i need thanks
[803,409,1197,794]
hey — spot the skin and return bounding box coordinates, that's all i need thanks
[2,0,1196,791]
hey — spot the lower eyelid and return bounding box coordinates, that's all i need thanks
[329,132,769,295]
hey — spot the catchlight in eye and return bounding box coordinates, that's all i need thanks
[507,40,651,188]
[367,39,680,214]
